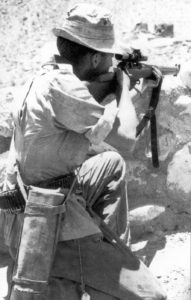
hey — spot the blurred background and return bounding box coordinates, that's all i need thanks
[0,0,190,88]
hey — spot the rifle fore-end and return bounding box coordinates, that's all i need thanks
[127,63,180,81]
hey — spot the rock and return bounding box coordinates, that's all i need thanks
[154,23,174,38]
[129,205,185,241]
[167,142,191,205]
[133,22,149,34]
[179,62,191,89]
[130,205,165,239]
[130,205,166,224]
[157,76,191,148]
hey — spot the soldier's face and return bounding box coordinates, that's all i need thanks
[97,52,114,74]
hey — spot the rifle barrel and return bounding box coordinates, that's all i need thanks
[154,64,180,76]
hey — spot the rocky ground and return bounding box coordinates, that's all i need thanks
[0,0,191,299]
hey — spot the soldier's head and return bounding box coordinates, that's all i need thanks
[52,3,122,80]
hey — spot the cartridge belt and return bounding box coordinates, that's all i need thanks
[0,172,75,214]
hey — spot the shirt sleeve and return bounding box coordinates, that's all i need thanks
[48,69,118,144]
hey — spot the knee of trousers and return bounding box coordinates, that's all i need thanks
[102,151,126,174]
[99,151,126,180]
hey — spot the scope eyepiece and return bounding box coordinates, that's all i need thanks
[115,49,148,62]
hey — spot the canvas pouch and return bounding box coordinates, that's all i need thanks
[9,186,66,300]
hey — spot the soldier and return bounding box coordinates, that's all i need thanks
[1,3,166,300]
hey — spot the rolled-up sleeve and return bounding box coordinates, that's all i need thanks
[48,70,118,144]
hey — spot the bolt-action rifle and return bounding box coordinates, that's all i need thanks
[86,49,180,102]
[116,49,180,167]
[115,49,180,85]
[86,49,180,168]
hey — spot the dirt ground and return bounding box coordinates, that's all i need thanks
[0,0,191,299]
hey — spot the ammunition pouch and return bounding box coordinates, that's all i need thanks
[10,186,66,300]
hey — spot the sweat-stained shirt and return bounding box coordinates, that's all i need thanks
[9,63,117,184]
[1,60,118,247]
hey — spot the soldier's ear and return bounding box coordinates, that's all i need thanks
[91,52,102,69]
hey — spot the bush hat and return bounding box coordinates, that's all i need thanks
[52,3,122,55]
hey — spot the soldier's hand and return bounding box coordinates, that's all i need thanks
[114,68,131,102]
[115,68,131,90]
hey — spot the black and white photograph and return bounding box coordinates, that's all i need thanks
[0,0,190,299]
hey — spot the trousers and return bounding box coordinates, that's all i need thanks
[46,152,166,300]
[76,151,130,244]
[48,151,131,300]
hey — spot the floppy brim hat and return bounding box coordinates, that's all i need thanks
[52,3,123,55]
